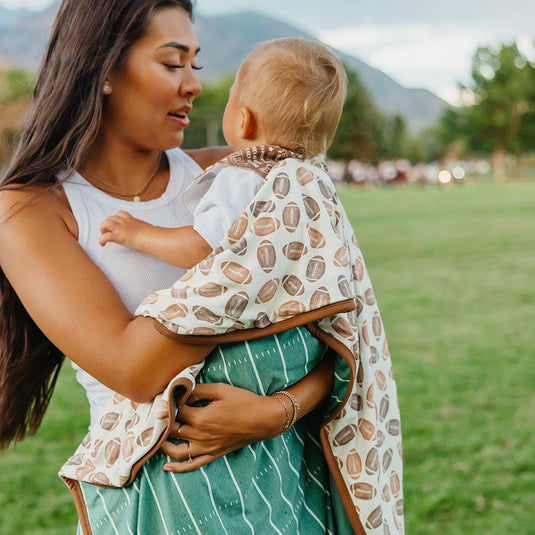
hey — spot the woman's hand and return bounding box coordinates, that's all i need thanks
[160,382,286,473]
[160,356,334,472]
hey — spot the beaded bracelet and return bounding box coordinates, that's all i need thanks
[272,390,300,433]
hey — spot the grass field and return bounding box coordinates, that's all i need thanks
[0,180,534,534]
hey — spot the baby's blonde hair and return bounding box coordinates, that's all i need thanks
[236,38,348,157]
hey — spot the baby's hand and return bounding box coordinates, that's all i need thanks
[99,211,150,250]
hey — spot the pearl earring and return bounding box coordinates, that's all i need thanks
[103,82,111,94]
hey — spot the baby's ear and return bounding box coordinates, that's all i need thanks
[239,107,256,139]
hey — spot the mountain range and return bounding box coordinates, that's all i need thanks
[0,2,450,132]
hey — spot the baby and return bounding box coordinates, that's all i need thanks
[99,37,347,267]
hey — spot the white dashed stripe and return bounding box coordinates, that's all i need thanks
[279,431,327,531]
[244,339,265,395]
[261,442,300,530]
[199,466,230,535]
[273,333,290,385]
[145,466,174,535]
[223,455,255,534]
[251,477,285,535]
[296,326,310,369]
[95,488,120,535]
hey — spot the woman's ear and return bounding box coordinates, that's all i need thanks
[239,107,256,139]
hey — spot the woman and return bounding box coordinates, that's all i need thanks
[0,0,334,510]
[0,1,403,534]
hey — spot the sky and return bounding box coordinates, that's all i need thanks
[1,0,535,105]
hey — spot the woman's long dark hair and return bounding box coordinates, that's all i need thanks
[0,0,193,449]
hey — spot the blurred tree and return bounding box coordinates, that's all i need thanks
[0,68,34,105]
[438,42,535,177]
[379,114,408,161]
[329,66,383,163]
[438,108,464,147]
[0,69,35,168]
[465,43,535,152]
[408,126,446,164]
[403,136,427,164]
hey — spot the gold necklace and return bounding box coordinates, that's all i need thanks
[83,153,163,202]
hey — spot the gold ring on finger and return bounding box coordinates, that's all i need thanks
[176,423,183,440]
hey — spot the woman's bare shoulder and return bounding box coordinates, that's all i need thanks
[0,185,76,236]
[184,146,232,169]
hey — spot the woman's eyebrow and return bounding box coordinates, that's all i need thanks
[158,42,201,55]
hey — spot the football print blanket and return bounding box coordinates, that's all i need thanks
[60,146,404,535]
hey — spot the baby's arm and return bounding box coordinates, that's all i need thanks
[100,211,212,268]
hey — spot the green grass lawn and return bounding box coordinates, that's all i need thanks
[1,180,534,534]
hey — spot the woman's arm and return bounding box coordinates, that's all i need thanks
[0,187,336,466]
[0,188,215,402]
[161,355,334,472]
[184,146,231,169]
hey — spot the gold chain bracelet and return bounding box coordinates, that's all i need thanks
[272,390,300,433]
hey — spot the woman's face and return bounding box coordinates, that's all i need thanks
[104,6,202,152]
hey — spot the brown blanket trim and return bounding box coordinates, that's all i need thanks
[61,477,92,535]
[62,374,193,486]
[61,376,196,535]
[321,426,367,535]
[151,298,356,344]
[307,322,366,535]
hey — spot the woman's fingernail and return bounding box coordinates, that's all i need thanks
[163,465,171,472]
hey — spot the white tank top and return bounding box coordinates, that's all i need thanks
[62,148,202,426]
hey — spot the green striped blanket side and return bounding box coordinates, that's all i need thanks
[78,327,354,534]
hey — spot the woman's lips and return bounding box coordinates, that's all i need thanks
[167,111,190,128]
